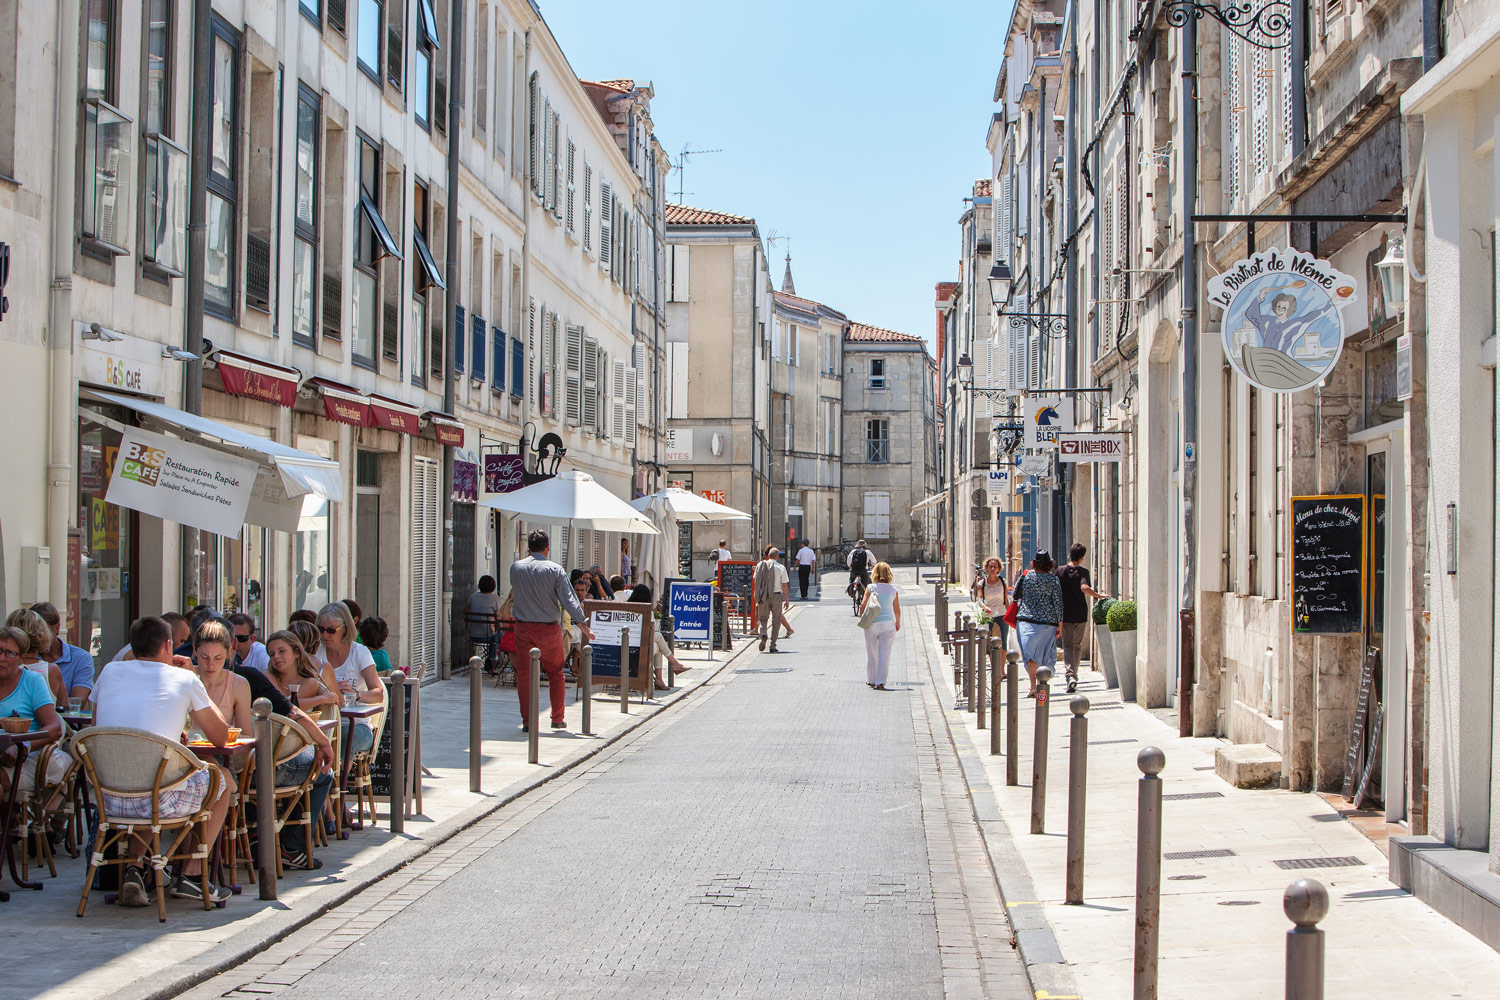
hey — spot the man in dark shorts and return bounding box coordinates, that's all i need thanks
[1057,543,1108,692]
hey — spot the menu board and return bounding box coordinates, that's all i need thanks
[370,678,416,800]
[1291,495,1365,635]
[585,601,652,692]
[716,560,756,614]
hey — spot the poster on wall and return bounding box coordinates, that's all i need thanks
[484,454,526,494]
[104,426,257,537]
[1208,248,1358,393]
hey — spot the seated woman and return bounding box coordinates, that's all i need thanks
[253,629,336,869]
[625,585,693,688]
[0,624,68,806]
[193,621,252,734]
[357,618,393,673]
[5,609,67,707]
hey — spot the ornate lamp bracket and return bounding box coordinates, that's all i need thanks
[1149,1,1292,50]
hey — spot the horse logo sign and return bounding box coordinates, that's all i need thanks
[1208,248,1358,393]
[1023,397,1074,449]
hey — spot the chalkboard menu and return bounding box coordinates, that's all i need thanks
[716,560,755,613]
[1291,495,1365,635]
[370,678,415,799]
[584,601,652,692]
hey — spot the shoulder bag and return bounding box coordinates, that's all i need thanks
[857,589,884,630]
[1002,571,1025,628]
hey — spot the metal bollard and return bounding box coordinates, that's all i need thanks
[620,631,630,714]
[964,622,977,709]
[527,650,540,765]
[662,615,675,691]
[389,670,406,835]
[936,584,948,652]
[1066,695,1090,904]
[1284,879,1328,1000]
[251,698,277,899]
[469,655,482,793]
[952,611,964,685]
[1030,665,1053,834]
[975,626,987,728]
[581,646,594,735]
[989,638,1003,755]
[1134,746,1166,1000]
[1006,650,1020,785]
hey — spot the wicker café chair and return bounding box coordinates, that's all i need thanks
[73,727,224,923]
[345,694,389,829]
[239,713,319,879]
[17,739,79,881]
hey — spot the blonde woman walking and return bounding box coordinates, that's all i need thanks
[859,562,901,690]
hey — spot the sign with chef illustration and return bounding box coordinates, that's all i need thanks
[1208,248,1358,394]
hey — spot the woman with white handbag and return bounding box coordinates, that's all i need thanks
[858,562,901,690]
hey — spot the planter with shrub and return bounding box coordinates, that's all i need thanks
[1091,597,1118,688]
[1106,599,1139,701]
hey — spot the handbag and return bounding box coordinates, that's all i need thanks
[857,589,883,630]
[1002,571,1025,629]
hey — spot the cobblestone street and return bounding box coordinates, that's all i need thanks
[181,578,1028,1000]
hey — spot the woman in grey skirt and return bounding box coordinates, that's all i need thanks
[1011,550,1063,698]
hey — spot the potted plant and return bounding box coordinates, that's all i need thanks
[1092,598,1118,688]
[1106,599,1139,701]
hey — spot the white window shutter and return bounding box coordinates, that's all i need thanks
[632,342,647,429]
[669,342,689,419]
[611,357,627,440]
[551,110,562,219]
[625,362,638,446]
[528,73,540,196]
[565,138,576,232]
[565,324,584,425]
[582,338,600,431]
[1227,36,1241,207]
[599,184,613,270]
[528,297,538,405]
[582,161,593,252]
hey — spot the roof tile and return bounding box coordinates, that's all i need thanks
[846,322,922,343]
[664,204,755,226]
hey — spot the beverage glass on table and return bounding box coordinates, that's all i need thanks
[226,727,242,743]
[67,697,84,714]
[342,688,358,708]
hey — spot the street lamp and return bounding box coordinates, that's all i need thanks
[986,262,1013,306]
[956,353,974,386]
[1375,234,1407,314]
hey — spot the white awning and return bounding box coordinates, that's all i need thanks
[82,390,344,533]
[910,491,948,514]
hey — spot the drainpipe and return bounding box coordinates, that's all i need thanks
[1423,0,1443,71]
[440,0,464,680]
[46,0,81,607]
[1180,14,1200,724]
[185,0,210,416]
[1063,9,1079,549]
[1291,0,1307,157]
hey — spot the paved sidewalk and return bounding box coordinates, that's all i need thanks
[923,595,1500,999]
[7,621,776,1000]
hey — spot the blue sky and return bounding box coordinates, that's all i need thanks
[540,0,1008,348]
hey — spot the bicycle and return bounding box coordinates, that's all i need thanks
[849,573,868,616]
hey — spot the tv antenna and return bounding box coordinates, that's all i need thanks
[673,142,722,203]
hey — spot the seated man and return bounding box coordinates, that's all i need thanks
[92,616,234,906]
[30,602,95,704]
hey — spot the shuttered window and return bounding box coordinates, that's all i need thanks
[1226,35,1241,208]
[492,326,505,393]
[565,323,584,425]
[582,336,600,431]
[510,337,524,399]
[863,491,891,539]
[470,311,485,380]
[411,457,440,680]
[599,183,613,270]
[527,297,538,407]
[454,304,465,374]
[565,138,576,233]
[611,357,627,440]
[528,72,540,197]
[582,161,593,253]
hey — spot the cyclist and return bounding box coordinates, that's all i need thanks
[846,539,875,613]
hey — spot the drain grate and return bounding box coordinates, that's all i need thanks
[1089,704,1125,710]
[1219,899,1261,906]
[1274,856,1365,870]
[1193,765,1216,771]
[734,667,793,674]
[1088,738,1139,745]
[1163,791,1225,801]
[1168,874,1206,881]
[1164,848,1237,860]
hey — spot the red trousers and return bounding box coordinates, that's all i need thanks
[513,620,569,725]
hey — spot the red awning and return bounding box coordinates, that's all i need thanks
[212,349,301,408]
[306,377,371,427]
[368,394,421,435]
[423,410,465,446]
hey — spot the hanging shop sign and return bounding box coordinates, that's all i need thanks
[1059,432,1125,463]
[368,394,420,435]
[985,468,1010,504]
[453,455,479,503]
[308,378,371,427]
[104,425,257,537]
[1018,450,1053,476]
[484,454,525,494]
[213,351,300,408]
[1208,248,1357,394]
[424,411,466,447]
[1023,397,1074,449]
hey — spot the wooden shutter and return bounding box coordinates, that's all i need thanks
[1252,45,1269,179]
[492,325,505,392]
[565,323,584,424]
[471,312,485,380]
[528,73,540,196]
[669,342,689,419]
[1227,36,1241,207]
[510,337,523,399]
[548,311,560,418]
[624,362,638,447]
[410,456,440,680]
[582,337,600,431]
[565,139,576,233]
[582,161,592,252]
[551,111,562,219]
[528,297,537,406]
[611,357,627,439]
[454,304,465,374]
[632,342,648,432]
[599,183,613,270]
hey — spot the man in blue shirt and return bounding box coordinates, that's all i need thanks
[30,602,95,702]
[229,613,270,671]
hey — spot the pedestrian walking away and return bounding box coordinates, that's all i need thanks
[796,539,817,600]
[1057,543,1108,693]
[860,562,901,689]
[753,548,791,652]
[1012,550,1063,698]
[509,531,594,731]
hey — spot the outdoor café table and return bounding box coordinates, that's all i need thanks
[186,737,255,896]
[0,731,41,900]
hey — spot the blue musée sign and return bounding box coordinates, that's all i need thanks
[668,581,714,643]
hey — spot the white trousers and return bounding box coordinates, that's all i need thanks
[863,620,897,686]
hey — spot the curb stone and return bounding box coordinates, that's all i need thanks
[114,631,762,1000]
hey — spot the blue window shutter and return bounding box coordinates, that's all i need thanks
[493,327,505,391]
[454,305,466,374]
[511,338,524,399]
[471,313,486,380]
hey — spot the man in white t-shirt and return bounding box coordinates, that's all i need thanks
[712,540,731,565]
[92,615,233,906]
[795,541,817,600]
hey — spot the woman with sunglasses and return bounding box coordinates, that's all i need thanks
[314,602,381,758]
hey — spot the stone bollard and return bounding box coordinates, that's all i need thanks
[1284,878,1329,1000]
[1134,746,1166,1000]
[975,627,987,728]
[469,655,483,794]
[1066,695,1090,904]
[989,638,1003,755]
[527,650,541,765]
[581,646,594,736]
[1030,665,1053,834]
[620,631,630,714]
[389,671,406,835]
[251,698,277,899]
[1006,650,1020,786]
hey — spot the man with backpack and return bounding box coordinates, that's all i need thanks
[846,540,875,605]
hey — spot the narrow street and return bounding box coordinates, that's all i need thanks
[180,577,1028,1000]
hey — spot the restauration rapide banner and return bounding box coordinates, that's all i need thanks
[105,426,258,537]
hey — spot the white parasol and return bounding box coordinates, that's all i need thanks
[630,488,751,595]
[479,469,660,534]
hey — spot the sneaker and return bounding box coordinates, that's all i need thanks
[280,850,324,871]
[169,873,231,903]
[550,720,567,730]
[1067,680,1078,693]
[119,865,149,907]
[758,633,767,651]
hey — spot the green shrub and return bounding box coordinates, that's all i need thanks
[1091,597,1116,626]
[1106,599,1138,632]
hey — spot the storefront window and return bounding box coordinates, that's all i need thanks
[77,410,135,661]
[1364,337,1403,428]
[294,495,332,612]
[183,527,267,625]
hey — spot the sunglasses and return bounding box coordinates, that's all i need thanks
[234,633,252,642]
[318,625,341,635]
